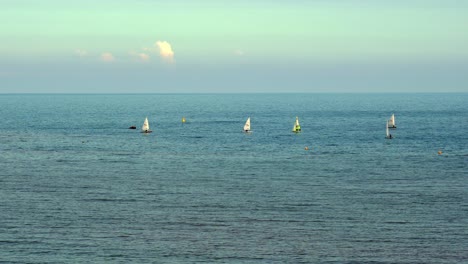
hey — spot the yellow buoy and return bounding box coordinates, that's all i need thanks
[182,117,186,123]
[438,150,442,155]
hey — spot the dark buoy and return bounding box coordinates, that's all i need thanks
[129,126,136,129]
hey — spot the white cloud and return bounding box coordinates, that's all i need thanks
[155,41,175,63]
[235,49,245,56]
[75,49,88,57]
[130,51,150,62]
[138,53,150,61]
[100,52,115,62]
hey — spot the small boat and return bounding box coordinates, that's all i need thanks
[243,117,251,132]
[388,114,397,129]
[386,120,393,139]
[292,116,301,133]
[141,117,152,133]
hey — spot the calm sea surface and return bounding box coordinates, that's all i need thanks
[0,94,467,263]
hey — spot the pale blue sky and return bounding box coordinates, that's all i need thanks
[1,0,467,93]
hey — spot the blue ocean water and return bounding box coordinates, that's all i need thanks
[0,93,467,263]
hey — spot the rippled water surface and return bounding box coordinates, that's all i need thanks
[0,94,467,263]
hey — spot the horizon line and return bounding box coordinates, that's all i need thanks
[0,92,467,95]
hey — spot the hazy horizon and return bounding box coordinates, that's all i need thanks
[1,0,467,93]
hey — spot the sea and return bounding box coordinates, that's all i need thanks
[0,93,467,263]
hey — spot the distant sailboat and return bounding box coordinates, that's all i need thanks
[292,117,301,133]
[388,114,397,129]
[386,120,392,139]
[141,117,152,133]
[243,117,251,132]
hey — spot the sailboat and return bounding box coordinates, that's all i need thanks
[292,116,301,133]
[243,117,251,133]
[386,120,392,139]
[388,114,397,129]
[141,117,152,133]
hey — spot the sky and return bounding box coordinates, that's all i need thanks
[1,0,467,93]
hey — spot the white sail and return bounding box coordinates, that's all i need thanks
[243,117,251,132]
[142,117,150,132]
[388,114,396,127]
[386,121,389,137]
